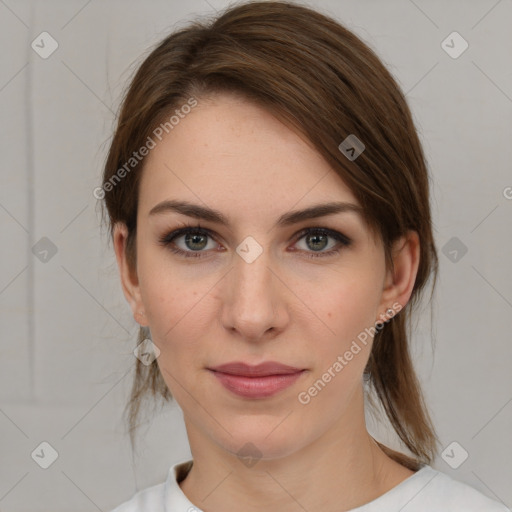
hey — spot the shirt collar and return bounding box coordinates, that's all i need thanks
[164,459,203,512]
[163,459,434,511]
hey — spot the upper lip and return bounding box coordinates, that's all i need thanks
[208,361,304,377]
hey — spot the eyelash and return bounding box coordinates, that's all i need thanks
[158,223,352,260]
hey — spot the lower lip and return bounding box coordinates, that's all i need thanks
[209,370,305,399]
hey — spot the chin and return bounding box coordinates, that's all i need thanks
[214,421,307,463]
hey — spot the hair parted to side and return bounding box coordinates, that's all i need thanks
[100,0,440,469]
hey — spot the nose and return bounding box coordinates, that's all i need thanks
[220,246,289,343]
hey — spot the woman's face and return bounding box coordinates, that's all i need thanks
[114,93,417,461]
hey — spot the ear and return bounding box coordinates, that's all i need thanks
[377,230,420,318]
[113,222,148,326]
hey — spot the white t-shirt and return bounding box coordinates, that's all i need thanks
[109,459,510,512]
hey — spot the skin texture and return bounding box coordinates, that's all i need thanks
[114,93,420,512]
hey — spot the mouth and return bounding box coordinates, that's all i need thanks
[207,361,306,399]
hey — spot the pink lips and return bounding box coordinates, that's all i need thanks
[208,361,306,399]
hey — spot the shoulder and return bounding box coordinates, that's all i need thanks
[107,459,194,512]
[411,466,509,511]
[107,482,166,512]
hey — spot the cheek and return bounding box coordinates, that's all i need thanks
[138,264,209,399]
[311,268,382,343]
[136,248,214,353]
[298,268,381,397]
[297,277,377,412]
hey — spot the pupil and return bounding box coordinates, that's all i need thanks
[185,233,207,251]
[308,234,327,251]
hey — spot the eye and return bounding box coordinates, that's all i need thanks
[292,227,352,259]
[158,223,220,259]
[158,224,352,259]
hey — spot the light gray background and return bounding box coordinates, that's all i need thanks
[1,0,511,510]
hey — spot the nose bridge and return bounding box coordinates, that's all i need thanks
[234,246,273,296]
[221,240,284,338]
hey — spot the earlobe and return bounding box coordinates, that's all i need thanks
[113,222,147,326]
[379,230,420,313]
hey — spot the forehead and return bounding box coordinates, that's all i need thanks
[139,94,360,222]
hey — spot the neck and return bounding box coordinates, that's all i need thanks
[179,388,413,512]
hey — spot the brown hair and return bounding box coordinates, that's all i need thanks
[100,0,440,469]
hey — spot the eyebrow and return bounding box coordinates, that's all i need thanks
[148,199,364,227]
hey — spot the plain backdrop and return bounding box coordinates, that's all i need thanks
[0,0,511,510]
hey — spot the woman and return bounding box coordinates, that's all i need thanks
[100,1,509,511]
